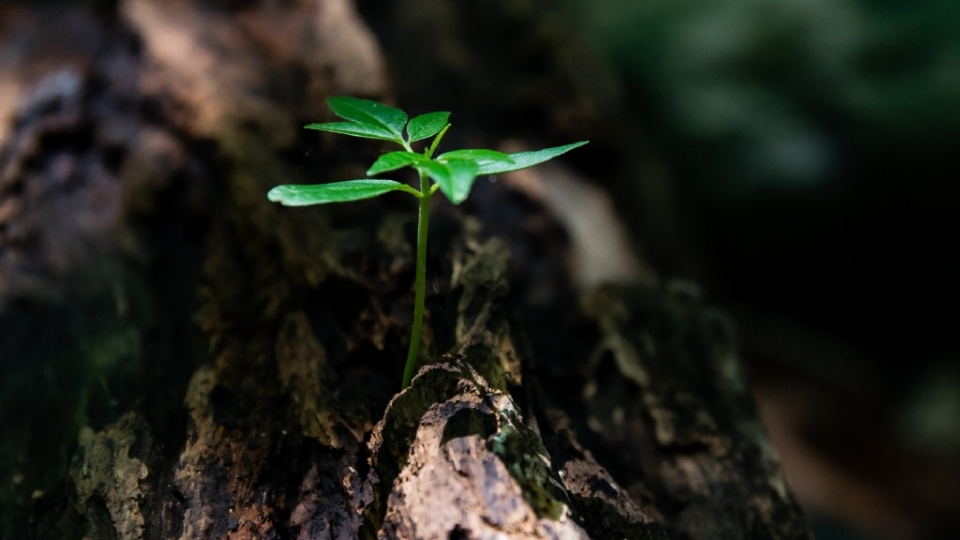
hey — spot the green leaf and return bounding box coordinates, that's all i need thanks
[476,141,589,175]
[415,161,448,187]
[305,122,397,142]
[267,179,415,206]
[326,97,407,140]
[367,151,427,175]
[407,112,450,142]
[417,159,479,205]
[437,149,514,169]
[444,159,480,204]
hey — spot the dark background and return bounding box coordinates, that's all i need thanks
[357,1,960,538]
[566,2,960,538]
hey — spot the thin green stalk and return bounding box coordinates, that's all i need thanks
[402,171,431,388]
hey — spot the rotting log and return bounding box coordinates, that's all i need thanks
[0,1,811,539]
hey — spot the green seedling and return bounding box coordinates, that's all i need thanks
[268,97,587,389]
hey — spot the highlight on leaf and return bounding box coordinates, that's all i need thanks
[267,179,418,206]
[437,149,515,172]
[407,112,450,142]
[415,159,479,205]
[305,122,397,142]
[326,97,407,140]
[367,152,428,175]
[476,141,588,175]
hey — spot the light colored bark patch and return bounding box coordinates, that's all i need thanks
[72,413,149,540]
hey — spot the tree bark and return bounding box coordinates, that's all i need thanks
[0,1,810,539]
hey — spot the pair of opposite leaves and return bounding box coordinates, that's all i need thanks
[267,97,587,207]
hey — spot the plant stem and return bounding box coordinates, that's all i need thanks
[402,171,431,389]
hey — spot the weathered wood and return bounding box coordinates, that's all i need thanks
[0,1,811,539]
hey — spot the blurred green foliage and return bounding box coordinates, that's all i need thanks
[569,0,960,190]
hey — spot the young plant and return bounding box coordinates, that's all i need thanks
[268,97,587,389]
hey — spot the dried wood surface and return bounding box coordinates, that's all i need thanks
[0,1,810,539]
